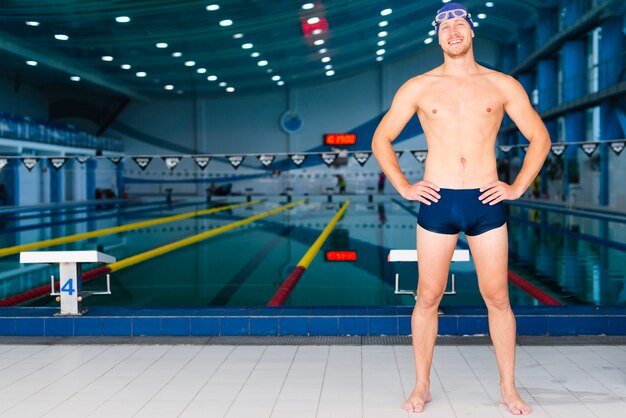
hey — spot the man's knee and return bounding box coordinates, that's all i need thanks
[416,288,445,309]
[482,292,511,310]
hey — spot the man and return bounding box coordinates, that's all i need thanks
[371,2,550,416]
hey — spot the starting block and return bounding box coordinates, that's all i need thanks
[388,249,471,298]
[20,251,115,315]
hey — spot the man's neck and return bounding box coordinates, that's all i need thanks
[440,53,480,76]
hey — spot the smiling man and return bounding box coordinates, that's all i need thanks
[371,2,551,416]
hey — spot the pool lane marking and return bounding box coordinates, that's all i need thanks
[391,198,562,306]
[267,199,351,307]
[0,200,263,258]
[0,200,305,307]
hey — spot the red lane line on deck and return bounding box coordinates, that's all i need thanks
[267,266,306,306]
[508,271,561,306]
[0,266,112,307]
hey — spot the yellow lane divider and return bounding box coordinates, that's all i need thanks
[106,199,305,273]
[268,199,350,306]
[0,200,263,258]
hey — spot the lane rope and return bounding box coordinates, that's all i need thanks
[0,200,305,307]
[0,200,263,258]
[267,199,351,306]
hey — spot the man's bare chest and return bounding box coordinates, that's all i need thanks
[418,85,505,119]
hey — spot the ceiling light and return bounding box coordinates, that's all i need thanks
[233,33,244,39]
[136,72,147,77]
[473,21,480,27]
[443,0,452,3]
[376,56,383,62]
[176,90,183,94]
[312,29,323,35]
[207,75,218,81]
[319,48,327,54]
[326,70,335,76]
[54,34,69,41]
[477,13,487,19]
[429,29,436,36]
[307,17,320,24]
[164,85,174,90]
[277,80,285,85]
[25,60,38,66]
[379,21,388,27]
[378,31,388,37]
[184,61,196,66]
[486,2,495,7]
[242,43,253,49]
[25,21,40,26]
[101,56,114,61]
[424,37,433,44]
[219,19,233,27]
[206,4,220,11]
[271,75,281,81]
[377,40,386,46]
[321,56,331,63]
[226,87,235,92]
[251,52,260,57]
[197,68,207,74]
[219,82,227,87]
[115,16,130,23]
[172,52,182,57]
[324,64,332,70]
[156,42,168,48]
[314,39,325,46]
[381,9,392,16]
[376,49,385,55]
[70,76,80,81]
[121,64,131,69]
[302,3,314,10]
[266,69,273,73]
[257,60,268,66]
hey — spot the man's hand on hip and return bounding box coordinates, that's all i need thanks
[479,181,522,205]
[399,181,441,205]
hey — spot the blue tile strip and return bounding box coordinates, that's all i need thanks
[0,306,624,337]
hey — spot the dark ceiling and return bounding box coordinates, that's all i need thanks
[0,1,549,100]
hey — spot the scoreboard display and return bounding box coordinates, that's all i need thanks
[324,133,356,146]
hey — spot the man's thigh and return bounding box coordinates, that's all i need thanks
[466,223,509,298]
[416,225,459,294]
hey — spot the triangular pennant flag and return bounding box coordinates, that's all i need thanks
[580,143,598,157]
[352,151,371,167]
[108,156,123,165]
[257,154,276,167]
[412,150,428,163]
[522,145,529,153]
[0,158,8,172]
[498,145,513,153]
[320,152,338,167]
[132,156,152,170]
[162,156,182,170]
[289,154,307,167]
[49,157,67,171]
[192,156,211,170]
[395,151,404,159]
[21,157,39,172]
[76,156,90,164]
[609,141,625,156]
[226,155,245,170]
[550,143,567,157]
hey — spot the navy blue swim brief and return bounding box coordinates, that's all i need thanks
[417,188,506,236]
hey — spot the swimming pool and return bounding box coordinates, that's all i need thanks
[2,196,624,309]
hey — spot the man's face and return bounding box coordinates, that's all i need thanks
[438,17,474,58]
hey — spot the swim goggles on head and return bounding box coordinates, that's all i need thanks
[432,9,472,26]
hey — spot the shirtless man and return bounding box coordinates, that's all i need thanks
[371,2,550,415]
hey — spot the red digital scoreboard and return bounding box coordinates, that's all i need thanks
[325,133,357,146]
[325,251,357,261]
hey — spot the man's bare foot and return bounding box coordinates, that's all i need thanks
[500,385,532,415]
[402,386,432,413]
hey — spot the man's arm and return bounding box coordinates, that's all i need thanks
[371,78,440,204]
[480,75,551,204]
